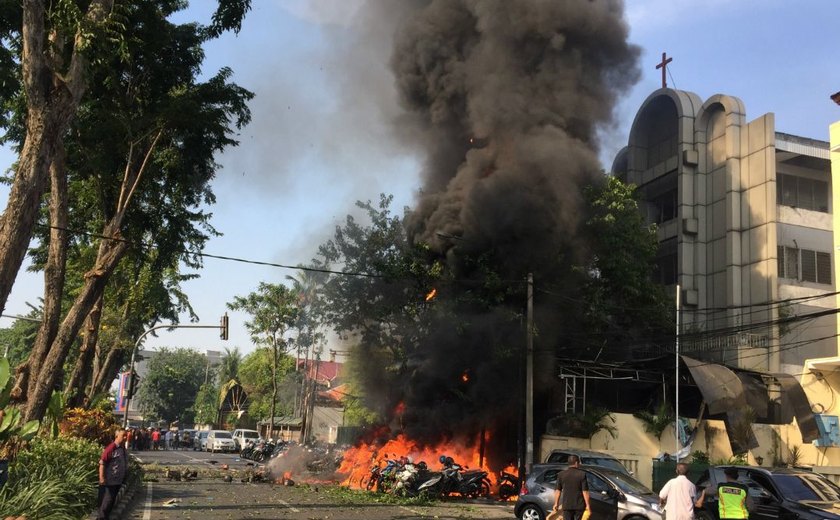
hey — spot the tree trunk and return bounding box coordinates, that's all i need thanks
[10,140,68,403]
[86,344,125,407]
[24,221,129,422]
[269,337,278,439]
[0,0,113,314]
[64,295,102,407]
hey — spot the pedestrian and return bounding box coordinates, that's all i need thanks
[552,454,591,520]
[97,428,128,520]
[151,428,160,450]
[659,463,698,520]
[695,468,752,520]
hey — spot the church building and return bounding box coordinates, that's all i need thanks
[611,87,835,376]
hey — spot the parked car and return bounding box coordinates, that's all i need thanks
[196,430,209,451]
[232,429,261,450]
[544,449,631,476]
[515,464,663,520]
[694,465,840,520]
[205,430,236,453]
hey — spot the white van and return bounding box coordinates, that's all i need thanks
[232,429,261,450]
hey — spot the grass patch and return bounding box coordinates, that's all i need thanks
[320,484,436,506]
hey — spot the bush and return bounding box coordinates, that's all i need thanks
[59,407,119,445]
[0,436,101,519]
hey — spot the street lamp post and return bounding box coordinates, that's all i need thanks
[122,320,228,428]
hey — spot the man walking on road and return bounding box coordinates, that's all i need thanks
[97,428,128,520]
[552,454,591,520]
[659,463,697,520]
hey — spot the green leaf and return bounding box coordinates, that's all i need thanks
[0,357,9,389]
[18,419,40,440]
[0,407,18,434]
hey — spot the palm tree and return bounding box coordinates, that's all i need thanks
[218,347,242,384]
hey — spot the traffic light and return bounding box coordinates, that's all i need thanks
[128,371,140,398]
[220,313,229,341]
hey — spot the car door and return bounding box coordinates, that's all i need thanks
[535,468,562,514]
[744,471,796,520]
[586,471,619,520]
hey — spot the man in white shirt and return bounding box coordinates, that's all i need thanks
[659,463,697,520]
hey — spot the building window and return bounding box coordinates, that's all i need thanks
[778,245,832,285]
[777,174,829,212]
[649,188,677,224]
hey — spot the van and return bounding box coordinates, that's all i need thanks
[232,429,261,450]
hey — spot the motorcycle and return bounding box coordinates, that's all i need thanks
[240,439,256,460]
[497,470,520,500]
[416,458,490,498]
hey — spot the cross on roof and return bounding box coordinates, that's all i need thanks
[656,52,672,89]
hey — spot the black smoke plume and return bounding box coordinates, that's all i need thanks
[347,0,640,464]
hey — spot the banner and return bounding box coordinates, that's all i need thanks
[115,371,131,412]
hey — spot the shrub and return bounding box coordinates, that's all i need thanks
[0,436,100,519]
[59,407,119,444]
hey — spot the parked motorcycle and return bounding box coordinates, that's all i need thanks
[498,470,520,500]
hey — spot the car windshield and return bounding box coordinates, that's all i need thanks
[582,457,629,474]
[244,432,259,439]
[607,472,654,495]
[214,432,232,439]
[199,432,208,438]
[773,474,840,502]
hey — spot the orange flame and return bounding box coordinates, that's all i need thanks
[461,371,469,383]
[425,288,437,301]
[394,401,406,415]
[338,432,506,493]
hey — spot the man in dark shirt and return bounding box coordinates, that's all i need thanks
[553,455,591,520]
[97,428,128,520]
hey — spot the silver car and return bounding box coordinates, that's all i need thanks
[515,465,664,520]
[205,430,236,453]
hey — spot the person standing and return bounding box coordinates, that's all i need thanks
[151,428,160,450]
[97,428,128,520]
[552,454,591,520]
[695,468,752,520]
[659,463,698,520]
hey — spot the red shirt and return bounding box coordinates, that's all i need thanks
[152,431,160,441]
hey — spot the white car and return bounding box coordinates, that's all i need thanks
[205,430,236,453]
[232,429,261,450]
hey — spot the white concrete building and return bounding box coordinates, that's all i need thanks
[612,88,834,375]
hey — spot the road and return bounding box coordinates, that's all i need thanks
[125,448,517,520]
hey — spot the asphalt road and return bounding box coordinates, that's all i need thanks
[125,449,517,520]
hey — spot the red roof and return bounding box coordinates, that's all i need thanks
[297,358,342,385]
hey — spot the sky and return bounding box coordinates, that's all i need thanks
[0,0,838,358]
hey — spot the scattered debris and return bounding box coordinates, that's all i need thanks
[162,498,181,508]
[223,475,233,483]
[220,464,229,470]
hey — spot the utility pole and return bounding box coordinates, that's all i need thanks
[525,272,534,470]
[675,285,681,461]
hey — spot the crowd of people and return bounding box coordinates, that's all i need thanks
[124,427,194,451]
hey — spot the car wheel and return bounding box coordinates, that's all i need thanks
[519,504,545,520]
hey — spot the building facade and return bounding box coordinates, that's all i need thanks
[612,88,835,375]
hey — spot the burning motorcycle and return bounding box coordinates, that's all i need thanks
[497,470,520,500]
[417,456,490,498]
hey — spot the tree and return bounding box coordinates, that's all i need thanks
[228,284,299,436]
[559,175,673,359]
[237,347,297,423]
[192,382,220,426]
[9,0,254,422]
[218,347,242,384]
[135,347,206,424]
